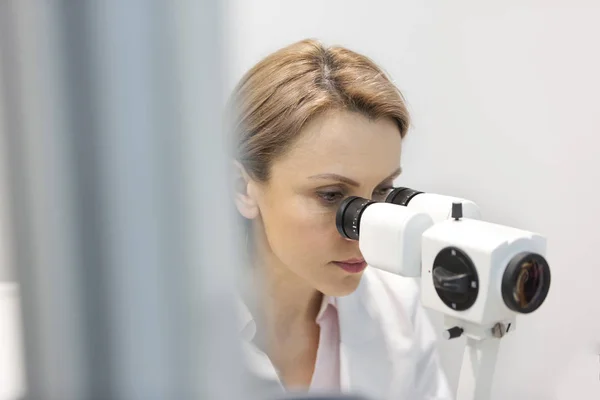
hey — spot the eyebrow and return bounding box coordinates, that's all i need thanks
[308,167,402,187]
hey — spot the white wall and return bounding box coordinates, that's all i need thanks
[225,1,600,398]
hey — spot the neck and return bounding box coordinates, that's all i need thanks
[248,226,323,347]
[259,258,323,324]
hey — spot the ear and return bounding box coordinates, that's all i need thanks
[232,160,260,220]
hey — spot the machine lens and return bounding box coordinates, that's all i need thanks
[335,196,375,240]
[502,252,551,313]
[384,187,423,206]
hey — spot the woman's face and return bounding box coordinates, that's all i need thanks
[241,110,403,297]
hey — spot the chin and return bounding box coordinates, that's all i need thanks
[320,272,364,297]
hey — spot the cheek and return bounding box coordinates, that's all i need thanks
[264,198,341,263]
[296,205,339,251]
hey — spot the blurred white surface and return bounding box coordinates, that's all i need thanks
[0,283,25,400]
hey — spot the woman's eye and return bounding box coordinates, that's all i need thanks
[317,191,345,204]
[373,186,394,200]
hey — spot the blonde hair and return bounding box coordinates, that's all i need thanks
[228,38,410,182]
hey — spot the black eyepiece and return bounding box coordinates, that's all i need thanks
[502,252,551,314]
[385,187,423,206]
[335,196,375,240]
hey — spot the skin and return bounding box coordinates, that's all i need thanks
[235,109,402,389]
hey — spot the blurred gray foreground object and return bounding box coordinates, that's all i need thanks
[0,1,252,399]
[272,393,372,400]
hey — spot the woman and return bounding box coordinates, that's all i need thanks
[229,39,453,400]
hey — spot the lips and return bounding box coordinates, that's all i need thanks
[332,258,368,274]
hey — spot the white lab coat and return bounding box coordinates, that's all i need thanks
[239,268,454,400]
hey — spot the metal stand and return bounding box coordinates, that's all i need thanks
[456,336,501,400]
[443,316,516,400]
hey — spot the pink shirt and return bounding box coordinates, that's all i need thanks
[309,295,340,391]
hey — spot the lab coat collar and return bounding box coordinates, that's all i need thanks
[236,295,256,342]
[235,295,284,396]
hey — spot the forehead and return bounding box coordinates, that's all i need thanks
[272,110,402,182]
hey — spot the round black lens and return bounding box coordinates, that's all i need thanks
[335,196,375,240]
[502,252,551,314]
[384,187,423,206]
